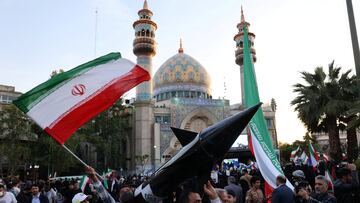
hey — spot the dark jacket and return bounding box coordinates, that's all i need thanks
[311,192,336,203]
[334,171,359,203]
[27,193,50,203]
[271,184,295,203]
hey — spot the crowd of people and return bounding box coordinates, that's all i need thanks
[0,160,359,203]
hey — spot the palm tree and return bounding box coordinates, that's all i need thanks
[338,71,359,162]
[291,62,355,161]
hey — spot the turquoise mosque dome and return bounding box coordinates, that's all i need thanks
[153,42,212,101]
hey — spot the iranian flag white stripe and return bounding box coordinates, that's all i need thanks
[250,126,294,189]
[14,52,150,144]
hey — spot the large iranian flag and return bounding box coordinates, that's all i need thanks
[14,52,150,144]
[242,25,293,194]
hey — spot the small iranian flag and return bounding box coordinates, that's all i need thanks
[14,53,150,144]
[80,175,90,192]
[299,150,309,165]
[325,170,334,191]
[308,143,319,169]
[102,169,112,190]
[290,146,300,161]
[243,25,293,197]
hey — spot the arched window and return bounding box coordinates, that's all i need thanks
[141,29,145,36]
[240,41,243,48]
[137,31,140,36]
[146,30,150,37]
[151,31,154,38]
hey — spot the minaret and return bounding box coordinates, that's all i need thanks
[132,0,157,171]
[133,0,157,100]
[234,7,256,105]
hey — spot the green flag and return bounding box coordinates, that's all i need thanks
[243,25,293,190]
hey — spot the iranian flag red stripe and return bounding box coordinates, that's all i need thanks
[14,53,150,144]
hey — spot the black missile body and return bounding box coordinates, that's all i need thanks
[134,103,261,203]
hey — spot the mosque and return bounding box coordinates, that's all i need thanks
[123,1,278,172]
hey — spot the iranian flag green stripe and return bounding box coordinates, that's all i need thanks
[14,52,150,144]
[243,25,293,190]
[14,52,121,113]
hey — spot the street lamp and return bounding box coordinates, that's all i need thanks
[346,0,360,95]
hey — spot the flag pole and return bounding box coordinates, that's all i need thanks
[62,144,103,179]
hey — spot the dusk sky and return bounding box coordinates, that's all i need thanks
[1,0,359,143]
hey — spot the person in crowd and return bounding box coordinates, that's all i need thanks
[28,183,49,203]
[16,184,32,203]
[245,176,264,203]
[240,169,252,190]
[295,181,320,203]
[178,181,221,203]
[71,193,91,203]
[43,183,57,203]
[226,189,237,203]
[9,178,21,197]
[271,175,294,203]
[0,183,17,203]
[224,176,243,203]
[310,175,336,203]
[109,171,119,198]
[334,164,359,203]
[215,188,230,203]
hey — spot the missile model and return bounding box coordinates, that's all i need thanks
[134,103,261,203]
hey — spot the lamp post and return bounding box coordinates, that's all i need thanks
[345,0,360,95]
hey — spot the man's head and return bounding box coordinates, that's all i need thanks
[250,176,261,189]
[276,175,286,187]
[179,190,202,203]
[338,168,352,183]
[0,183,5,197]
[314,175,328,194]
[117,184,133,199]
[227,176,236,185]
[215,188,229,203]
[242,169,248,175]
[225,189,236,203]
[31,184,40,196]
[73,181,80,190]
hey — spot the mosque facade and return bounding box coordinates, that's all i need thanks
[127,1,278,172]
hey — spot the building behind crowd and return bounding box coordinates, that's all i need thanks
[0,84,22,110]
[126,1,278,172]
[0,1,280,174]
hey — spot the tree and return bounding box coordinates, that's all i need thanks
[278,142,293,163]
[77,99,131,171]
[50,69,64,78]
[0,105,35,176]
[303,132,317,145]
[337,71,359,162]
[271,98,277,112]
[291,61,356,161]
[31,124,84,177]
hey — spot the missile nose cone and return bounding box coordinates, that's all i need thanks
[200,103,261,159]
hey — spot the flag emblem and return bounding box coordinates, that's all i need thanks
[72,84,86,96]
